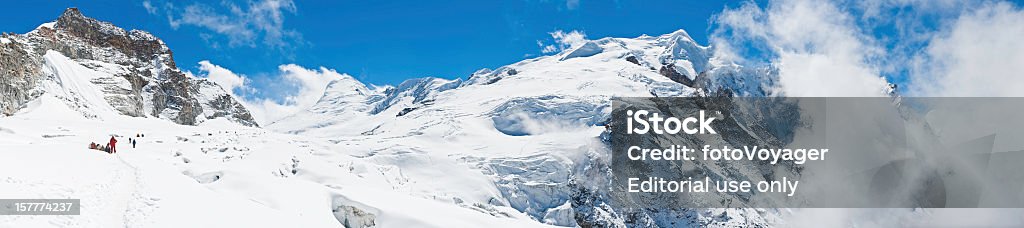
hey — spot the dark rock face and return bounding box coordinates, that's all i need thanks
[658,63,694,87]
[624,55,641,66]
[0,37,43,115]
[54,8,170,67]
[396,107,417,117]
[0,8,258,127]
[193,80,259,127]
[150,69,201,125]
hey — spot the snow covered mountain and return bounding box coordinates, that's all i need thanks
[0,8,257,126]
[269,29,778,134]
[0,7,913,228]
[261,29,795,227]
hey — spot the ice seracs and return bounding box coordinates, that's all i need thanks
[1,7,906,227]
[263,25,794,227]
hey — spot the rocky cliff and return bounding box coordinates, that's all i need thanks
[0,8,257,127]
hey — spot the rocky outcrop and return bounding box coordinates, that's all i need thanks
[0,35,43,115]
[658,63,695,87]
[0,8,258,127]
[193,79,259,127]
[53,8,169,66]
[624,55,641,66]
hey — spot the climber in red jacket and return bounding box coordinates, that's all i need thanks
[108,136,118,154]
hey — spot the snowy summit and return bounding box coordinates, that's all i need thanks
[0,7,873,227]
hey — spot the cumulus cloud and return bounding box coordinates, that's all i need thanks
[714,0,1024,97]
[539,30,588,54]
[910,2,1024,96]
[143,0,301,49]
[712,0,889,97]
[198,60,248,93]
[551,30,587,47]
[272,64,347,110]
[713,0,1024,225]
[194,61,346,125]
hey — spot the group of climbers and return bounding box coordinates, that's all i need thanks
[88,133,143,154]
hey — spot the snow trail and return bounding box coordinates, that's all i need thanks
[116,153,157,227]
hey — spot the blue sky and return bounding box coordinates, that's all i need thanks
[5,0,1023,101]
[0,0,754,88]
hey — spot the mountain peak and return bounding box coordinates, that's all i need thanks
[0,7,259,127]
[47,7,174,68]
[58,7,84,20]
[54,7,126,36]
[55,7,96,31]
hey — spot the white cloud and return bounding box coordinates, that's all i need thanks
[712,0,889,97]
[550,30,587,48]
[273,64,347,113]
[714,0,1024,97]
[566,0,580,10]
[713,0,1024,225]
[145,0,301,49]
[194,61,346,125]
[142,1,157,14]
[538,30,587,54]
[909,2,1024,96]
[541,45,558,54]
[199,60,247,93]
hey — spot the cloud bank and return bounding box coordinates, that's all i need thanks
[712,0,889,97]
[712,0,1024,97]
[711,0,1024,226]
[910,2,1024,96]
[195,61,346,125]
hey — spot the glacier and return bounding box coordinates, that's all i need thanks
[0,9,787,226]
[8,6,1005,228]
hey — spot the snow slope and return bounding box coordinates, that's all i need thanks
[39,51,125,119]
[0,8,257,126]
[7,17,1016,226]
[0,93,556,228]
[260,30,787,227]
[1,27,782,227]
